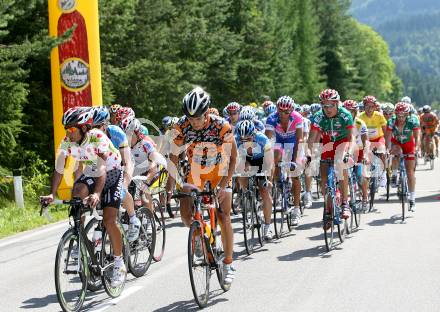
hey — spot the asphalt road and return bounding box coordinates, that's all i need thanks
[1,158,440,312]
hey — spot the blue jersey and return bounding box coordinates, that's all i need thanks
[254,119,265,133]
[235,132,271,160]
[265,111,303,145]
[107,125,129,149]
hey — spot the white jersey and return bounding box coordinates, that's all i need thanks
[131,137,156,176]
[58,128,122,174]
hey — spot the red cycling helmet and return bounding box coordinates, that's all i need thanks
[115,107,135,122]
[394,102,410,114]
[262,100,274,109]
[363,95,377,105]
[276,96,295,111]
[343,100,358,111]
[226,102,241,113]
[319,89,340,102]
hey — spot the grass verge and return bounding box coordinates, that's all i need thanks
[0,200,68,239]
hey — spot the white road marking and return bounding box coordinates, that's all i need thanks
[0,221,68,249]
[90,254,187,312]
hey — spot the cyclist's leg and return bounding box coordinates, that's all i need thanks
[429,133,435,156]
[434,133,439,156]
[390,139,402,182]
[72,176,93,224]
[103,207,123,255]
[258,182,272,224]
[273,146,282,182]
[401,140,416,207]
[101,170,125,287]
[212,174,234,264]
[178,183,196,227]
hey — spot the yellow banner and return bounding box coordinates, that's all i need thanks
[49,0,102,199]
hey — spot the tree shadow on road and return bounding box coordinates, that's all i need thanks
[20,288,105,310]
[414,192,440,203]
[295,221,321,231]
[367,214,413,226]
[152,289,228,311]
[277,244,333,262]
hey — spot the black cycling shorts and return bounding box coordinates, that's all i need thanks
[246,156,264,172]
[75,169,123,209]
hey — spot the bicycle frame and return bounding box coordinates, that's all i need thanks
[324,161,342,225]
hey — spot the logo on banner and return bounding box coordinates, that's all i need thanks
[60,58,90,91]
[58,0,76,12]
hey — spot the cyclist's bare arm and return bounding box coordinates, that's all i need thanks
[120,146,133,188]
[220,137,237,189]
[414,128,421,151]
[361,132,370,162]
[307,129,321,158]
[166,153,179,193]
[346,128,355,156]
[263,147,275,178]
[293,127,303,163]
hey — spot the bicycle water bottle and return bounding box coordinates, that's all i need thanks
[93,229,102,252]
[204,222,214,245]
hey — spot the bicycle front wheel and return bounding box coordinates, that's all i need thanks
[400,173,408,221]
[272,184,284,239]
[323,191,335,252]
[101,223,129,298]
[368,177,377,212]
[188,221,211,308]
[83,218,103,292]
[242,193,257,255]
[129,207,156,277]
[152,199,166,262]
[213,221,231,292]
[54,229,88,312]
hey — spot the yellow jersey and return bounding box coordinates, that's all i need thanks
[359,111,387,140]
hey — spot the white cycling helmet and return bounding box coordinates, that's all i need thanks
[182,87,210,117]
[239,107,256,120]
[401,96,412,104]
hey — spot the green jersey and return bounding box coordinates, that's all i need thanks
[387,115,420,143]
[311,107,354,142]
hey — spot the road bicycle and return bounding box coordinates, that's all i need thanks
[396,155,410,221]
[134,168,168,262]
[233,171,268,255]
[272,161,297,239]
[348,164,362,232]
[321,159,348,252]
[368,149,383,212]
[172,182,230,308]
[41,198,129,312]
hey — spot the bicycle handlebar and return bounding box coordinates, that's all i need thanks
[171,190,214,199]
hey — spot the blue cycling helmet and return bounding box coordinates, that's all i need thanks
[162,116,173,128]
[310,103,321,114]
[92,106,110,126]
[239,107,256,121]
[264,104,276,116]
[223,107,229,118]
[236,120,255,137]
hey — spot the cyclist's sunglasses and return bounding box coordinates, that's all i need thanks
[65,126,79,134]
[396,113,407,118]
[322,104,337,109]
[240,135,254,142]
[279,109,292,115]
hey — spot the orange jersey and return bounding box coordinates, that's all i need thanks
[173,115,234,168]
[421,112,439,133]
